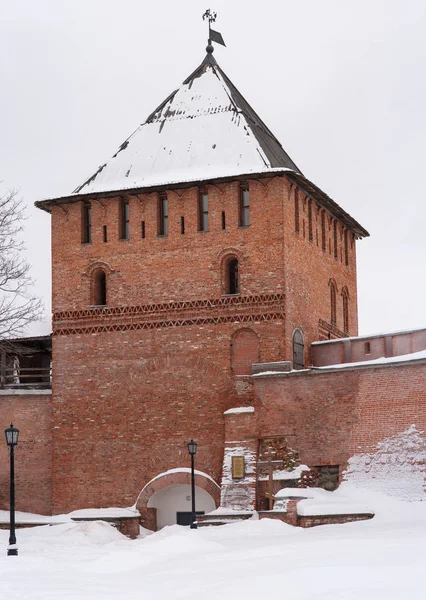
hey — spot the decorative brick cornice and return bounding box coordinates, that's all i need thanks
[53,293,285,336]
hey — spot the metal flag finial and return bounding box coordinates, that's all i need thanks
[202,9,226,53]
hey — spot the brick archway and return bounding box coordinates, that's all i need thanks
[136,469,220,531]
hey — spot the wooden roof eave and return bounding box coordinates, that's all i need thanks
[286,172,369,239]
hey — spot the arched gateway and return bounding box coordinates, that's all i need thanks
[136,469,220,530]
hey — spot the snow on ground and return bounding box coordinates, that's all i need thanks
[0,486,425,599]
[344,425,426,500]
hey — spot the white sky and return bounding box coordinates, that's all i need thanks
[1,0,425,337]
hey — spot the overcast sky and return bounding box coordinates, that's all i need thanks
[1,0,425,338]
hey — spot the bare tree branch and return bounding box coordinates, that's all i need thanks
[0,188,44,339]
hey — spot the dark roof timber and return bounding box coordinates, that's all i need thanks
[35,171,368,238]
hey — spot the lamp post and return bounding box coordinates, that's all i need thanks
[5,423,19,556]
[187,439,197,529]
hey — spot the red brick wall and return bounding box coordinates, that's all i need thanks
[312,328,426,367]
[0,393,52,514]
[49,175,361,512]
[254,361,426,468]
[282,180,358,366]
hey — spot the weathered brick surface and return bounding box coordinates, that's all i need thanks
[312,328,426,366]
[0,394,52,514]
[47,174,358,514]
[254,361,426,468]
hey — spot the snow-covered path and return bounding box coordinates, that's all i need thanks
[0,490,424,599]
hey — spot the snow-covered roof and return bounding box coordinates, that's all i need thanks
[34,50,369,237]
[71,53,301,196]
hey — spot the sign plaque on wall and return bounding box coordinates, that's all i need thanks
[232,455,245,479]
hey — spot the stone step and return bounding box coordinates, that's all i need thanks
[196,512,254,528]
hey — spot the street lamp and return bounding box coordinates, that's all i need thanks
[5,423,19,556]
[187,439,197,529]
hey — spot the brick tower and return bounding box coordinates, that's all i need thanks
[36,43,368,526]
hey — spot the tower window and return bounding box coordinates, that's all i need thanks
[141,221,145,239]
[293,329,304,370]
[294,188,300,234]
[365,342,371,355]
[239,184,250,227]
[321,211,326,251]
[199,192,208,232]
[92,269,107,306]
[227,258,239,295]
[333,220,338,260]
[82,202,92,244]
[158,194,168,236]
[330,279,337,325]
[344,230,349,266]
[222,211,226,230]
[103,225,107,243]
[120,199,130,240]
[181,216,185,234]
[308,199,313,242]
[342,287,349,332]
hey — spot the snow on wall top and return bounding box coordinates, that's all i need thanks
[73,55,301,196]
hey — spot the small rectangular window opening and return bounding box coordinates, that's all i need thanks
[321,211,326,251]
[308,199,313,242]
[221,211,226,230]
[365,342,371,355]
[344,230,349,266]
[141,221,145,239]
[158,194,168,236]
[240,184,250,227]
[120,199,130,240]
[294,188,299,234]
[199,192,208,232]
[103,225,107,243]
[82,202,92,244]
[333,220,338,259]
[181,216,185,234]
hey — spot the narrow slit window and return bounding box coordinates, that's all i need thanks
[342,287,349,332]
[82,202,92,244]
[294,188,299,234]
[333,220,338,260]
[141,221,145,239]
[321,211,326,251]
[103,225,107,243]
[228,258,239,295]
[158,195,168,236]
[181,216,185,234]
[365,342,371,355]
[221,211,226,230]
[120,199,130,240]
[239,185,250,227]
[199,192,208,232]
[308,199,313,242]
[330,280,337,325]
[344,230,349,266]
[93,270,107,306]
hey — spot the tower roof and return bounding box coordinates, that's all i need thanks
[72,53,302,196]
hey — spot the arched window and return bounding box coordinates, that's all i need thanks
[293,329,304,370]
[329,278,337,325]
[227,258,239,295]
[342,286,349,333]
[92,269,107,306]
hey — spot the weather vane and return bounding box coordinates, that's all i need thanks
[202,9,226,52]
